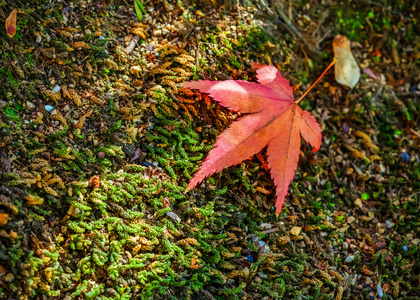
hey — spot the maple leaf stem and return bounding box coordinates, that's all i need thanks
[295,58,337,104]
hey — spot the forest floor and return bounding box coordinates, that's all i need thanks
[0,0,419,299]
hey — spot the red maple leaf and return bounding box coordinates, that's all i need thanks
[185,60,335,215]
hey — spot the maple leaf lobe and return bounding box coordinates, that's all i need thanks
[252,62,295,101]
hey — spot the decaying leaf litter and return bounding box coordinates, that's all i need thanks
[0,0,419,299]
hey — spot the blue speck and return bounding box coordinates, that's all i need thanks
[402,246,408,251]
[370,296,374,300]
[99,36,104,40]
[377,284,383,298]
[155,52,159,57]
[400,152,410,163]
[143,162,151,167]
[47,15,50,18]
[45,105,54,112]
[246,255,254,262]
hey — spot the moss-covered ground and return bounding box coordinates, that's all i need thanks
[0,0,419,299]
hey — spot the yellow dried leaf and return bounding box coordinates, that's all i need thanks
[190,258,200,269]
[67,205,76,216]
[9,230,18,239]
[6,9,17,38]
[290,226,302,236]
[333,35,360,88]
[0,213,10,226]
[25,194,45,206]
[0,265,6,276]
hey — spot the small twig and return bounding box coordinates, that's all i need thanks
[227,227,279,245]
[274,4,321,58]
[312,11,329,38]
[249,227,280,236]
[360,0,400,14]
[124,35,140,54]
[316,28,332,48]
[410,128,420,138]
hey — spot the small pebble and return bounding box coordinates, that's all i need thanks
[259,244,271,254]
[97,152,105,158]
[166,211,181,223]
[246,254,254,262]
[402,246,408,251]
[347,216,356,224]
[5,273,14,282]
[254,276,262,284]
[385,220,395,229]
[52,85,61,93]
[45,105,54,112]
[343,122,349,132]
[345,255,355,263]
[259,223,272,230]
[354,198,363,208]
[412,238,420,245]
[250,236,260,242]
[26,101,35,110]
